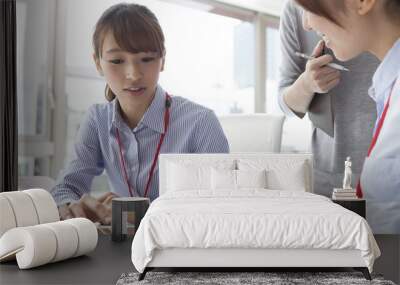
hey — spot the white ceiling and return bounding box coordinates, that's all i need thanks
[216,0,286,17]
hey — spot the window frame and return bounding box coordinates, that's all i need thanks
[50,0,280,178]
[17,0,57,177]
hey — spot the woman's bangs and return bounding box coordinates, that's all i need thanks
[112,16,164,57]
[295,0,342,25]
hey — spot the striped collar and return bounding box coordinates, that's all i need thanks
[111,85,168,134]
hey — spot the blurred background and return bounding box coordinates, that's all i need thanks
[16,0,312,194]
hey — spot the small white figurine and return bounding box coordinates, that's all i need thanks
[343,157,352,190]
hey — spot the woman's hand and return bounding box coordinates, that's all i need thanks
[58,192,118,225]
[283,40,342,115]
[301,40,341,94]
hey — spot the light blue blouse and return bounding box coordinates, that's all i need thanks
[361,38,400,234]
[52,85,229,204]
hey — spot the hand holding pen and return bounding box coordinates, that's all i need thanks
[295,52,349,71]
[298,40,342,94]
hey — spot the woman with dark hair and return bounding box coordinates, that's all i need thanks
[296,0,400,233]
[278,0,379,199]
[52,3,229,222]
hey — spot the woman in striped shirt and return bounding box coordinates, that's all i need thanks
[53,3,229,223]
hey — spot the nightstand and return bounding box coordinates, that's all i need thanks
[332,199,366,218]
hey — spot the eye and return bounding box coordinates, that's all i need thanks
[142,57,156,63]
[109,59,123,64]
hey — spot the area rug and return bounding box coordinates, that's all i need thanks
[116,271,396,285]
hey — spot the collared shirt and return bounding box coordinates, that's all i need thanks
[361,38,400,234]
[52,85,229,204]
[368,39,400,133]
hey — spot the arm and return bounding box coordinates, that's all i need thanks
[51,106,104,206]
[278,1,340,116]
[192,110,229,153]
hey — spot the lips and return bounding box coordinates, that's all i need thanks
[123,87,146,96]
[124,86,145,91]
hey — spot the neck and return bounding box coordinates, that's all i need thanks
[118,93,156,129]
[368,22,400,60]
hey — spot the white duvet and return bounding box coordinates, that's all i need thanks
[131,190,380,273]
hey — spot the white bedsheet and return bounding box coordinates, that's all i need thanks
[131,190,380,273]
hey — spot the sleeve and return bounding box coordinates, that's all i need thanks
[192,110,230,153]
[51,106,105,205]
[278,0,306,118]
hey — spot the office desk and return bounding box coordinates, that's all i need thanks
[0,234,133,285]
[1,234,398,284]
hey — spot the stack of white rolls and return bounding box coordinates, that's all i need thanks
[0,189,98,269]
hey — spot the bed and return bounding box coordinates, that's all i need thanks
[131,154,380,280]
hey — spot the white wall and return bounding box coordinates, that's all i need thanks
[216,0,285,16]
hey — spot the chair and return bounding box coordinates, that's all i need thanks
[18,176,56,193]
[218,114,285,153]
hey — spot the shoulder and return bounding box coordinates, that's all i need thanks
[87,101,112,114]
[281,0,302,24]
[280,0,304,53]
[85,102,113,118]
[82,102,114,128]
[170,96,216,120]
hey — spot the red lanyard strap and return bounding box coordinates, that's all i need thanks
[356,82,396,198]
[116,129,135,197]
[366,94,392,157]
[143,96,171,198]
[116,94,171,198]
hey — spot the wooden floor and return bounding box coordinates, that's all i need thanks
[373,235,400,284]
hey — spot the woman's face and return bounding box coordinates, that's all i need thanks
[94,31,164,106]
[302,1,371,61]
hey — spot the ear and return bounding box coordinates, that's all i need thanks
[355,0,376,15]
[93,53,104,76]
[160,57,165,72]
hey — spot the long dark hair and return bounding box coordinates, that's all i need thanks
[92,3,165,101]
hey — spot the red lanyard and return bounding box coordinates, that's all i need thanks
[115,94,171,198]
[356,82,397,198]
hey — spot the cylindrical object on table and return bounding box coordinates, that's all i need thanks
[111,197,149,242]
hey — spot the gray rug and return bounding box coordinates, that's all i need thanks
[117,271,396,285]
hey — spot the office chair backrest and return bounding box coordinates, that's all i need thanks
[218,114,285,153]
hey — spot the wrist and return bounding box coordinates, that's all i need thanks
[298,73,315,98]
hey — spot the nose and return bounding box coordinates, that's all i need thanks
[302,11,312,31]
[125,63,143,81]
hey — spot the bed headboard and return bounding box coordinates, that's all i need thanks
[159,153,313,195]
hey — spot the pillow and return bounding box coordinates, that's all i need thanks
[166,163,210,191]
[211,168,236,190]
[165,159,236,192]
[236,169,267,189]
[237,158,310,192]
[267,167,306,191]
[211,169,268,190]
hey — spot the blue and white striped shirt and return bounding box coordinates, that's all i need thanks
[52,85,229,204]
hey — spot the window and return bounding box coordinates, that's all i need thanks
[157,3,255,114]
[16,0,55,177]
